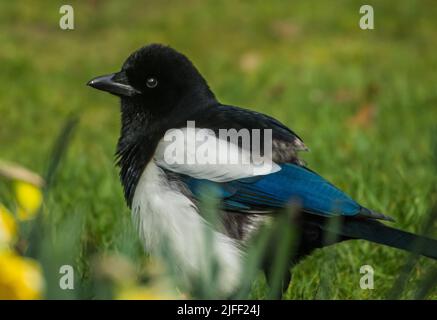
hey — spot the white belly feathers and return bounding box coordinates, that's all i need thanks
[131,161,242,294]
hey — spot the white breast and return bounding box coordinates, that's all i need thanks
[131,161,243,295]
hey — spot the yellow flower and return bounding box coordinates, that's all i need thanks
[14,181,43,221]
[0,205,17,246]
[0,250,44,299]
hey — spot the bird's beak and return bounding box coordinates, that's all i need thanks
[87,71,140,97]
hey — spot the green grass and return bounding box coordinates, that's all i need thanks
[1,0,437,299]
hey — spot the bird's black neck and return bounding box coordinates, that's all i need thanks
[116,101,160,207]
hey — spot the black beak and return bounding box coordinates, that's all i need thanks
[87,71,140,97]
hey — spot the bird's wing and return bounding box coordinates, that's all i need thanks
[156,105,392,220]
[181,163,365,217]
[191,104,308,165]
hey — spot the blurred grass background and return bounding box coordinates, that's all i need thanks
[1,0,437,299]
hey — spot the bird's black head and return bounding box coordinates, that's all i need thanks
[88,44,217,206]
[87,44,216,117]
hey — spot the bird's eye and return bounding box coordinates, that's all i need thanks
[146,77,158,88]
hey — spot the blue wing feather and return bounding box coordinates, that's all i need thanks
[182,163,361,217]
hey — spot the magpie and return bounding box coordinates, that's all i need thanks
[88,44,437,297]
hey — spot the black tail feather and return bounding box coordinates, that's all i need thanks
[331,219,437,260]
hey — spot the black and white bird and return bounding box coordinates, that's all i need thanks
[88,44,437,297]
